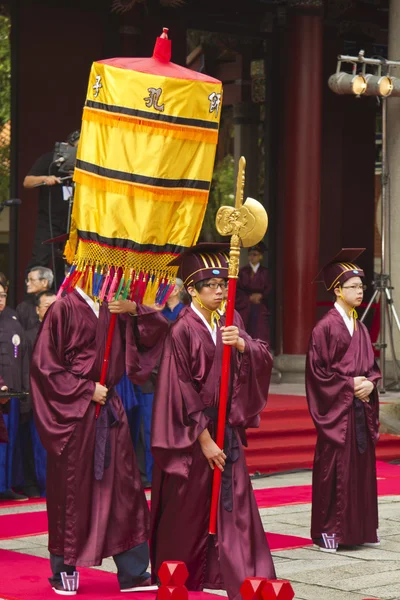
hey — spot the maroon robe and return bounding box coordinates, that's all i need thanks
[150,306,276,600]
[236,265,271,343]
[0,376,8,443]
[306,308,381,546]
[30,291,168,566]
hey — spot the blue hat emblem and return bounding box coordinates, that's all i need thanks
[353,270,359,274]
[212,269,220,275]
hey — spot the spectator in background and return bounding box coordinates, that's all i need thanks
[17,266,54,331]
[25,291,57,353]
[236,242,271,343]
[17,290,57,498]
[0,277,11,443]
[161,278,185,322]
[0,280,30,501]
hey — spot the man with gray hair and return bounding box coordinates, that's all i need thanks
[161,277,186,321]
[17,266,54,332]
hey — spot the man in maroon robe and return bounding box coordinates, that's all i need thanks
[31,287,168,595]
[236,242,271,343]
[150,244,276,600]
[306,248,381,552]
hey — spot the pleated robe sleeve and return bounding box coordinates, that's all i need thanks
[228,323,273,428]
[30,301,96,456]
[306,326,355,447]
[124,304,169,385]
[151,321,212,479]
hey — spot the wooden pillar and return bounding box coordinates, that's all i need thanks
[281,8,323,355]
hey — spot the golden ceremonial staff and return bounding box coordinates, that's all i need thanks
[208,156,268,535]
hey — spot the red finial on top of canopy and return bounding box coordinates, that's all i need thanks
[153,27,171,63]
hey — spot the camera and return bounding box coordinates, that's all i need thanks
[53,142,78,174]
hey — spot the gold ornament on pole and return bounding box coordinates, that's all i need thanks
[209,156,268,534]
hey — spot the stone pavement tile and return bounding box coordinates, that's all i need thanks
[335,547,399,561]
[0,537,44,550]
[264,512,311,527]
[269,383,306,396]
[261,520,310,538]
[20,534,48,546]
[358,582,400,600]
[13,546,50,559]
[251,472,312,489]
[369,539,400,553]
[334,568,400,592]
[259,504,311,517]
[373,521,400,536]
[384,533,400,542]
[280,560,400,587]
[92,557,117,573]
[270,556,292,564]
[0,503,46,516]
[376,504,400,520]
[271,547,322,560]
[275,556,357,577]
[289,582,379,600]
[378,495,400,504]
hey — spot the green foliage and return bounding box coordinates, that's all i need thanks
[0,13,10,203]
[0,14,10,126]
[200,154,235,242]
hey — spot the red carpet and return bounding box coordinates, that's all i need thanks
[0,548,226,600]
[245,394,400,474]
[266,532,312,551]
[254,486,312,507]
[0,510,47,539]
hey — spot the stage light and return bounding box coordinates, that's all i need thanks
[328,72,367,96]
[364,74,393,97]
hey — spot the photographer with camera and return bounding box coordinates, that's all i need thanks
[23,130,80,289]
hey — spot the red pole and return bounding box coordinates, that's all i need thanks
[208,277,238,534]
[95,313,118,418]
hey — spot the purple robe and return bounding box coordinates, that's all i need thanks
[306,308,381,546]
[30,291,168,566]
[150,306,276,600]
[236,265,271,343]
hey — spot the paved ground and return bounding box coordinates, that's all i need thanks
[1,383,400,599]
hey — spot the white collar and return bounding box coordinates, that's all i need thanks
[191,303,216,345]
[334,302,354,335]
[76,287,100,318]
[334,302,352,321]
[250,262,260,273]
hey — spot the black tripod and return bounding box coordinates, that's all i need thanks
[361,274,400,392]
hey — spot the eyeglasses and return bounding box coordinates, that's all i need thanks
[342,284,367,291]
[203,282,227,290]
[25,277,43,284]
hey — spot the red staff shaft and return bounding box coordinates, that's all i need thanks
[208,277,238,534]
[95,313,118,418]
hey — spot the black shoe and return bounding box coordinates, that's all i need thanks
[51,571,79,595]
[22,485,41,498]
[0,489,29,501]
